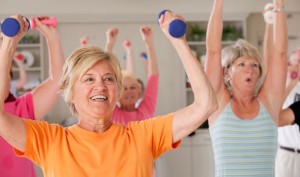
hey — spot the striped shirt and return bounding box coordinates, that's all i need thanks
[209,98,277,177]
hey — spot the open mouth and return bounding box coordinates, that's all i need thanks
[245,78,252,83]
[90,95,108,101]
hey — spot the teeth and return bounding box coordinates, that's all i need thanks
[91,95,107,100]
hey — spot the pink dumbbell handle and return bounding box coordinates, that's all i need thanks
[30,17,57,29]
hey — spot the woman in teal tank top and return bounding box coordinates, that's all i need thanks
[205,0,287,176]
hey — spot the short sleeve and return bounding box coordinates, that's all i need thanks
[128,113,181,159]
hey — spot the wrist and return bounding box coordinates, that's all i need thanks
[273,5,285,13]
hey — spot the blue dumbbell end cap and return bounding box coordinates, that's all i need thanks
[158,10,171,23]
[169,19,186,38]
[140,52,148,60]
[1,18,20,37]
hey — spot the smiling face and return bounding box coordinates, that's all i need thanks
[119,76,141,108]
[226,56,261,93]
[72,60,118,119]
[60,46,122,115]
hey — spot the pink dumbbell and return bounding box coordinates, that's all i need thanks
[291,71,298,79]
[30,17,57,29]
[14,52,24,61]
[123,39,131,47]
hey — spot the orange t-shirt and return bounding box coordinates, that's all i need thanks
[15,113,180,177]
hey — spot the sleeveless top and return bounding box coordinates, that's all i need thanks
[209,98,277,177]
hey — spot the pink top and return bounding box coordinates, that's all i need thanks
[112,74,159,126]
[1,93,36,177]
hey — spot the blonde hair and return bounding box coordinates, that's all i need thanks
[120,70,140,93]
[60,45,122,115]
[222,39,264,90]
[121,70,136,81]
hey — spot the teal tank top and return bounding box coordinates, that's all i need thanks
[209,98,277,177]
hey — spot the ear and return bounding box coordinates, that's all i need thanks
[224,67,233,87]
[223,68,230,81]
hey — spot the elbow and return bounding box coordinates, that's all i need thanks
[194,89,218,117]
[273,42,288,57]
[207,97,218,116]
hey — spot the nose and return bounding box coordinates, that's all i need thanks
[245,65,253,73]
[93,79,106,91]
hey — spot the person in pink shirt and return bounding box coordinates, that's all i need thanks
[105,26,159,126]
[0,15,64,177]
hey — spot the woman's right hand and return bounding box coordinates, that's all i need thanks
[158,11,186,41]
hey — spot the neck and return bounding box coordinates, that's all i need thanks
[120,103,136,112]
[232,94,256,109]
[77,118,113,133]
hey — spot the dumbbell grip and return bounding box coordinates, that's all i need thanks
[30,17,57,29]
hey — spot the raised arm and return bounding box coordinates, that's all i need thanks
[205,0,225,95]
[13,56,28,91]
[30,16,64,119]
[259,0,287,120]
[0,15,28,152]
[140,26,158,75]
[158,11,217,142]
[262,3,275,74]
[122,39,135,74]
[105,28,119,53]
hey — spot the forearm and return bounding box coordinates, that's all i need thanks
[174,41,215,105]
[145,42,158,75]
[263,24,273,73]
[47,36,64,83]
[206,0,223,53]
[16,64,28,90]
[105,42,114,53]
[0,112,26,152]
[273,0,287,55]
[288,101,300,126]
[0,45,16,104]
[279,108,294,126]
[125,49,134,74]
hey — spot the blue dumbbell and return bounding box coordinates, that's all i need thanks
[140,52,148,60]
[158,10,186,38]
[0,17,30,37]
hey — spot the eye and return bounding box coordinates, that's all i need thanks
[82,76,95,85]
[252,63,259,68]
[130,86,136,90]
[103,75,116,85]
[238,63,245,66]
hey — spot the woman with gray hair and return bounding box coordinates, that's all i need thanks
[0,12,217,177]
[205,0,287,176]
